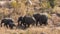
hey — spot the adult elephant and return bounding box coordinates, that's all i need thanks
[1,18,16,29]
[33,13,48,26]
[18,15,36,28]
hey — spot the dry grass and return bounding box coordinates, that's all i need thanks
[0,26,60,34]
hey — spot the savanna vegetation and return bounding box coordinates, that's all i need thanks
[0,0,60,34]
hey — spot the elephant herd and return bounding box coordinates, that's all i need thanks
[0,13,48,29]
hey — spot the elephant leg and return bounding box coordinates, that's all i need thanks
[40,23,42,26]
[43,22,48,26]
[4,24,8,28]
[9,25,13,29]
[27,24,30,27]
[1,22,3,27]
[39,22,42,26]
[36,21,38,26]
[23,23,26,28]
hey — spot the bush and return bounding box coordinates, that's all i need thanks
[48,0,55,8]
[10,0,18,8]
